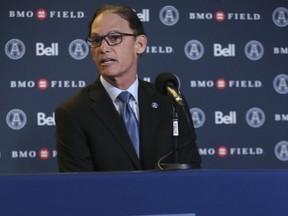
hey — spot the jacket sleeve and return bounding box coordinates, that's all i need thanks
[55,105,94,172]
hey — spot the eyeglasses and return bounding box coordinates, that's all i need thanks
[86,31,139,48]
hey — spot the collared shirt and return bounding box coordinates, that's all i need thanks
[100,76,140,121]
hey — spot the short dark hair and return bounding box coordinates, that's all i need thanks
[87,5,145,37]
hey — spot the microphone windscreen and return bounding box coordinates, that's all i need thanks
[154,72,179,94]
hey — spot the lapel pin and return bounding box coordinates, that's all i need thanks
[151,102,158,109]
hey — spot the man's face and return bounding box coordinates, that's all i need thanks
[90,12,147,82]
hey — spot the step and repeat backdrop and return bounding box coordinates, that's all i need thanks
[1,0,288,173]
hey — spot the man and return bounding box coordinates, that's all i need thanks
[55,5,201,172]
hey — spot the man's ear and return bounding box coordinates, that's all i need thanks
[135,34,147,54]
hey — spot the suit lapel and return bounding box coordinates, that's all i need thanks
[89,78,142,169]
[138,81,161,168]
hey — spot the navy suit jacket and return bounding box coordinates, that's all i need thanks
[55,77,201,172]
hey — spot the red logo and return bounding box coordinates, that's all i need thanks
[216,78,227,90]
[37,78,49,90]
[36,8,48,20]
[217,146,228,157]
[214,10,226,22]
[38,148,50,160]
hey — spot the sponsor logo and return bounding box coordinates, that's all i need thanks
[159,5,179,26]
[6,109,27,130]
[184,40,204,60]
[272,7,288,27]
[11,149,57,160]
[36,42,59,56]
[244,40,264,61]
[5,39,26,60]
[214,43,236,57]
[215,111,237,125]
[145,46,173,54]
[216,78,227,90]
[69,39,89,60]
[9,9,85,20]
[199,146,264,157]
[214,10,226,22]
[38,148,51,160]
[10,79,86,90]
[36,8,48,20]
[217,146,229,157]
[275,114,288,121]
[189,11,261,22]
[273,47,288,54]
[135,9,150,22]
[37,112,55,126]
[274,141,288,161]
[143,77,151,82]
[190,78,262,89]
[246,107,265,128]
[273,74,288,94]
[37,78,49,90]
[190,107,206,128]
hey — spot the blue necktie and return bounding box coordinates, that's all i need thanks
[118,91,140,158]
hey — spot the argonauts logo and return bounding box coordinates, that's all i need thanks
[6,109,27,130]
[274,140,288,161]
[159,5,179,26]
[184,40,204,60]
[273,74,288,94]
[5,39,26,60]
[272,7,288,27]
[244,40,264,61]
[69,39,89,60]
[246,107,265,128]
[190,107,206,128]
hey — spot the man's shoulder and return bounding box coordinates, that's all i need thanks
[57,81,96,109]
[139,79,173,103]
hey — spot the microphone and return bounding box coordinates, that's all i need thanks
[154,72,185,106]
[154,72,192,170]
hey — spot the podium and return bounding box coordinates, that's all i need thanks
[0,170,287,216]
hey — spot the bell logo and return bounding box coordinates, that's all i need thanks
[136,9,150,22]
[215,111,237,124]
[37,112,55,126]
[36,42,59,56]
[214,44,235,57]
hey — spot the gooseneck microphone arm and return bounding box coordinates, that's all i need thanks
[172,103,179,163]
[155,72,192,170]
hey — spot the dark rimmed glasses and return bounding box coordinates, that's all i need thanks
[86,31,139,48]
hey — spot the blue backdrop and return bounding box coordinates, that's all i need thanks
[1,0,288,173]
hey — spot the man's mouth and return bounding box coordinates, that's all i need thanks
[100,58,116,65]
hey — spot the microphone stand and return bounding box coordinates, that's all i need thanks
[159,102,191,170]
